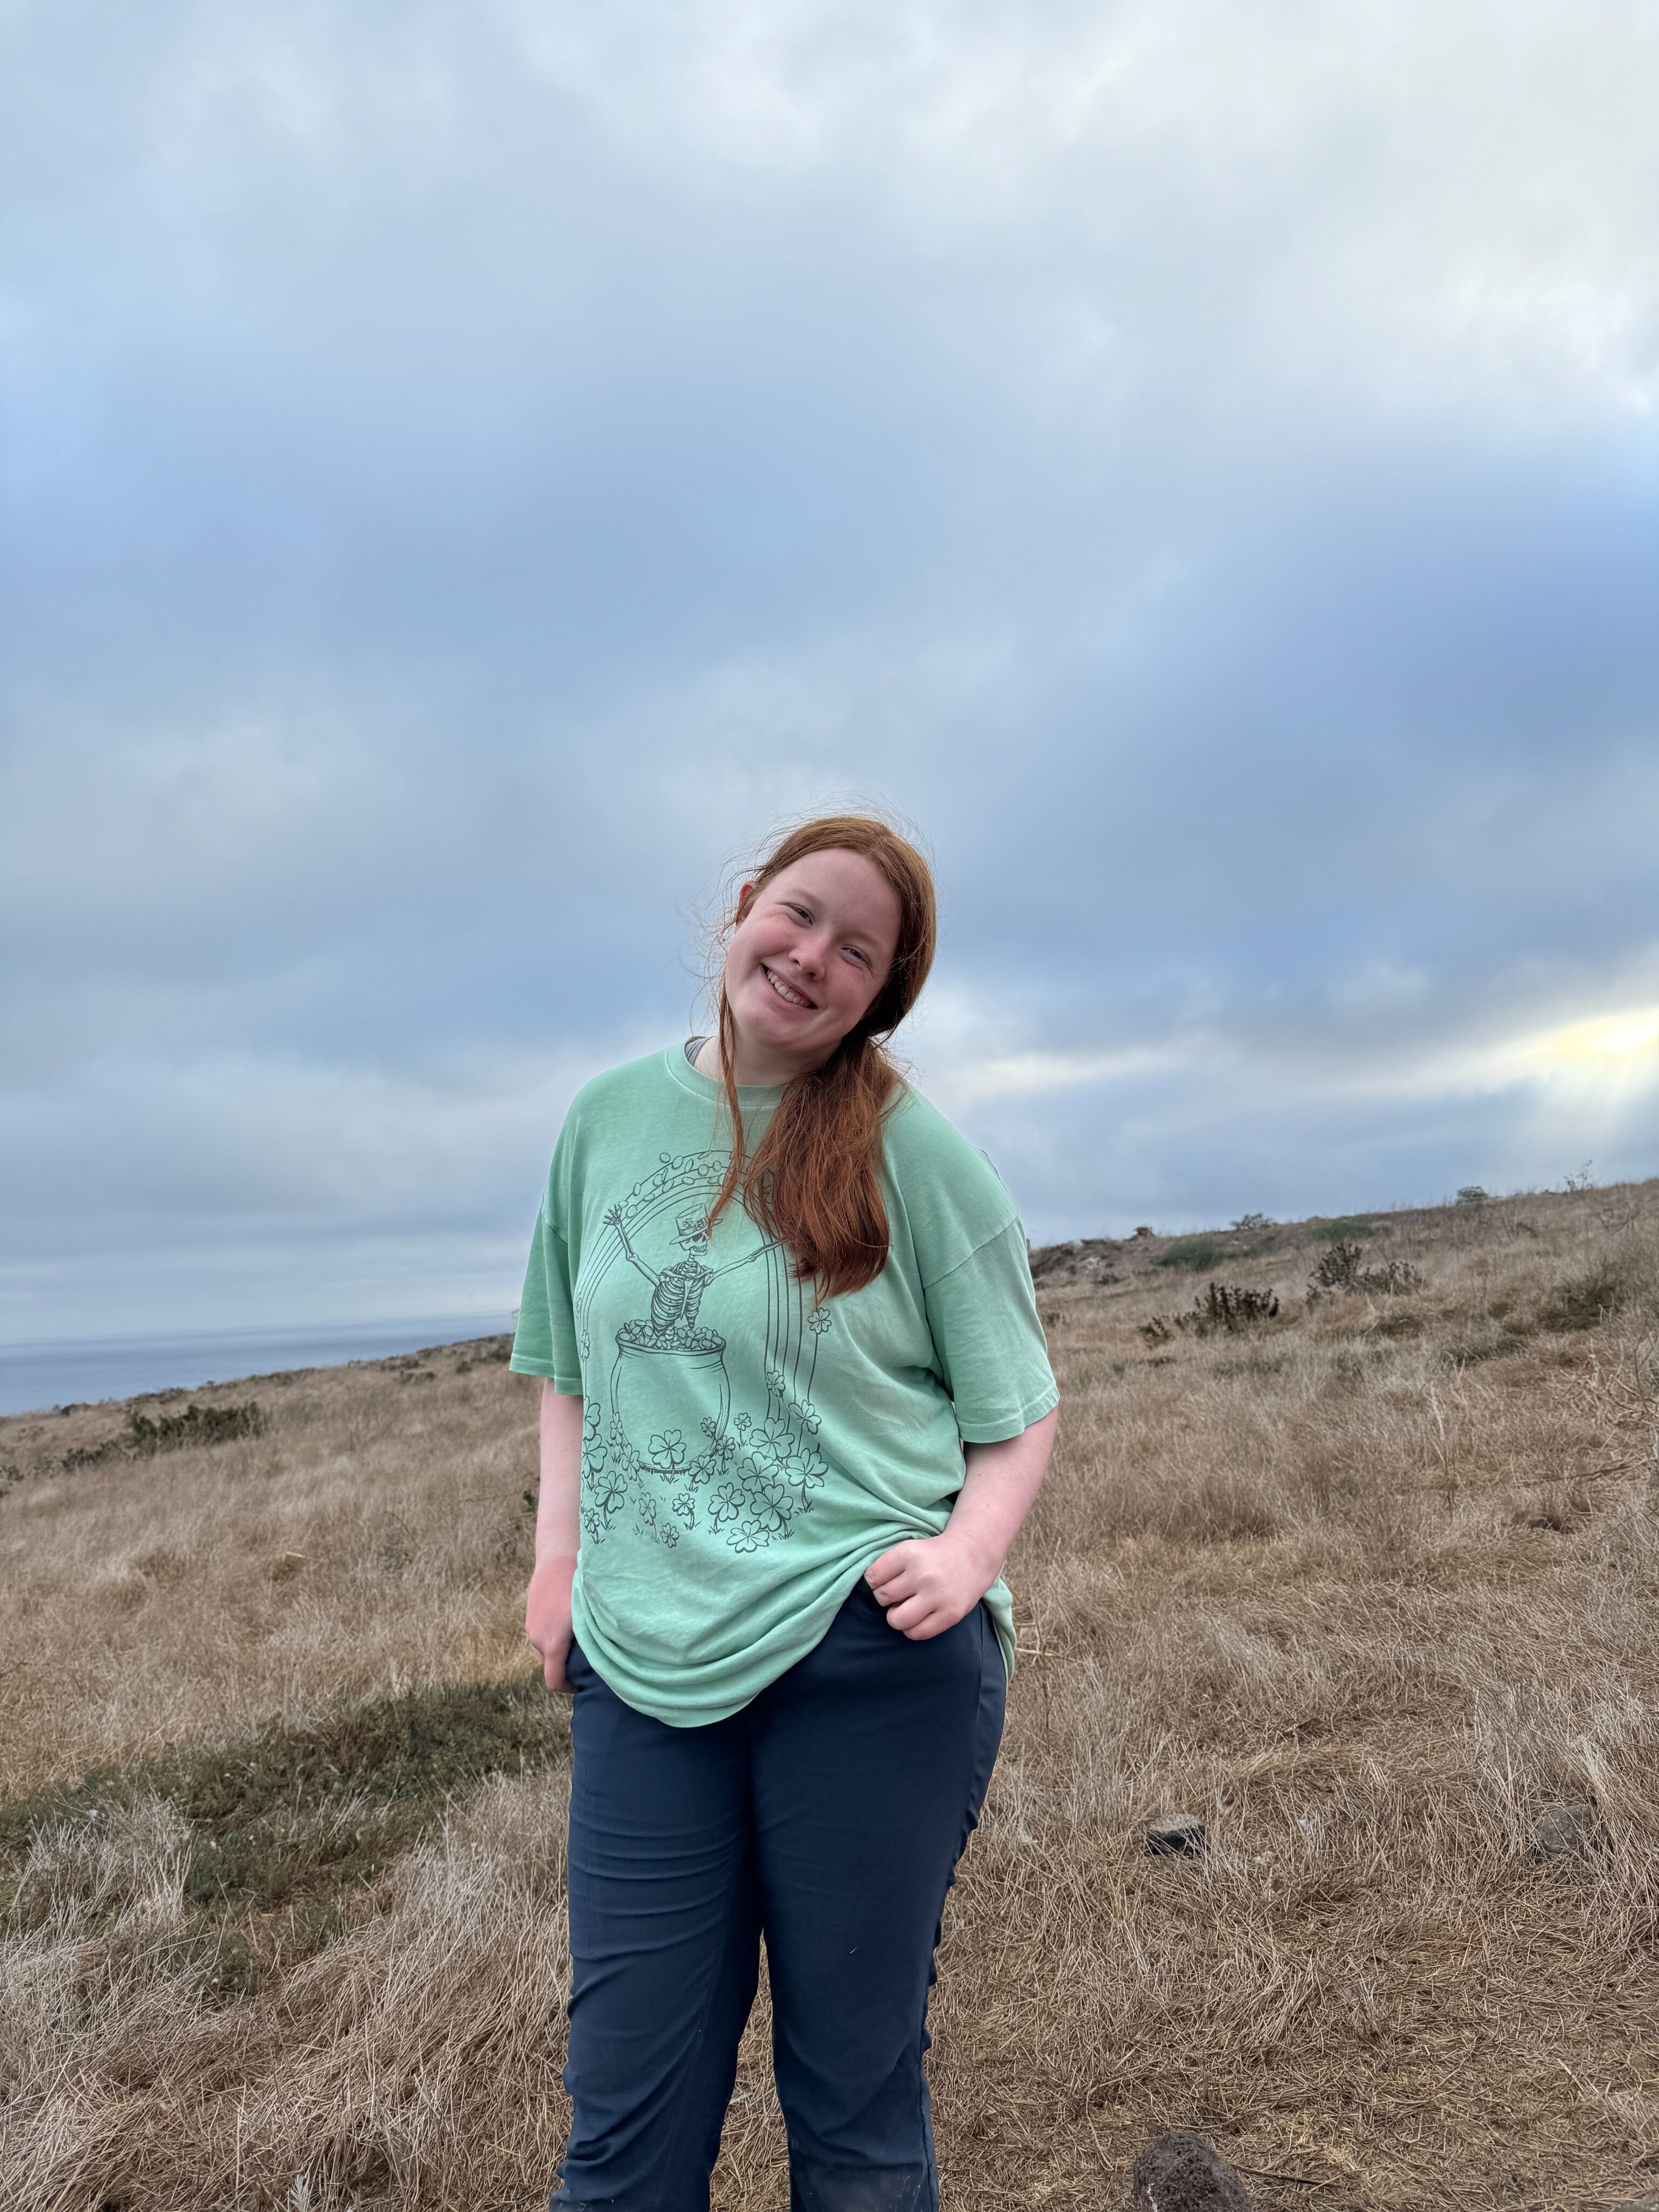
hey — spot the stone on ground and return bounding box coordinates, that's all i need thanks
[1528,1795,1605,1863]
[1127,2131,1252,2210]
[1145,1811,1206,1858]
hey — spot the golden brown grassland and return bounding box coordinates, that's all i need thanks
[3,1184,1658,2210]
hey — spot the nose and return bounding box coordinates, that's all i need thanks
[792,932,828,979]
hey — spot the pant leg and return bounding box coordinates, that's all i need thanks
[750,1584,1007,2212]
[554,1639,762,2212]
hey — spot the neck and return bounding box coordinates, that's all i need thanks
[694,1022,842,1090]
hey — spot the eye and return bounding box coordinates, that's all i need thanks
[786,903,811,922]
[845,945,871,967]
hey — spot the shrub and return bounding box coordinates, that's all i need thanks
[1357,1258,1424,1296]
[1307,1243,1422,1300]
[60,1441,122,1471]
[1231,1211,1274,1231]
[126,1402,264,1455]
[1196,1282,1280,1332]
[1456,1185,1490,1207]
[1537,1261,1631,1332]
[1141,1282,1280,1345]
[1309,1239,1366,1292]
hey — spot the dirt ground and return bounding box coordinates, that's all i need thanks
[3,1181,1657,2209]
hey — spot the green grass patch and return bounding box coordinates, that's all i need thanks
[1,1675,570,1981]
[126,1401,264,1453]
[1156,1235,1223,1271]
[1312,1216,1375,1243]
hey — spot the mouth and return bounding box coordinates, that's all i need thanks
[760,963,817,1011]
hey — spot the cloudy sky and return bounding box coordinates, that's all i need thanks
[4,0,1659,1341]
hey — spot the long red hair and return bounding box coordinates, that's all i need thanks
[704,815,938,1300]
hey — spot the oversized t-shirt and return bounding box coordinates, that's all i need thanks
[510,1044,1058,1726]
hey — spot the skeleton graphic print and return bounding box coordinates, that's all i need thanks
[575,1149,834,1554]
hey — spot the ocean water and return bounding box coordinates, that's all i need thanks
[0,1316,516,1418]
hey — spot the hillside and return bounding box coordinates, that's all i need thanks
[3,1181,1658,2209]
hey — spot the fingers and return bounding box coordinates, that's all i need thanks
[892,1600,957,1637]
[528,1617,575,1693]
[864,1539,976,1640]
[867,1571,915,1607]
[874,1582,969,1639]
[880,1590,933,1633]
[865,1542,914,1592]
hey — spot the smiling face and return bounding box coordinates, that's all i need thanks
[721,847,903,1085]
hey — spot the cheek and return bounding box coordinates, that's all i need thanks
[839,965,882,1018]
[725,926,761,986]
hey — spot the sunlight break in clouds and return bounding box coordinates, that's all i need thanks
[925,1000,1659,1123]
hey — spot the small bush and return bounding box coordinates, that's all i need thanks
[60,1440,122,1471]
[1456,1185,1490,1208]
[1141,1282,1280,1345]
[1231,1211,1274,1231]
[1309,1239,1366,1292]
[1198,1282,1280,1331]
[1537,1261,1632,1333]
[126,1402,264,1455]
[1307,1243,1421,1300]
[1358,1258,1423,1296]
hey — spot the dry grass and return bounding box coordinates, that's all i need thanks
[3,1187,1658,2209]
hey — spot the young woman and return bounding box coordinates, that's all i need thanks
[513,815,1058,2212]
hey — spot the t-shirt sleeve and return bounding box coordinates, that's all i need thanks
[922,1217,1058,1444]
[510,1200,582,1391]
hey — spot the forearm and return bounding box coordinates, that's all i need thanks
[867,1406,1058,1639]
[527,1385,583,1690]
[946,1408,1058,1578]
[535,1384,583,1568]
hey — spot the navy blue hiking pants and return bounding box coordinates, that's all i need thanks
[554,1580,1007,2212]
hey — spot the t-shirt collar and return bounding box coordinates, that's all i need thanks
[663,1043,786,1107]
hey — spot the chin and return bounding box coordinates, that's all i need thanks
[738,976,804,1028]
[757,1011,818,1049]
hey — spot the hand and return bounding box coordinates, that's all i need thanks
[525,1553,577,1692]
[865,1531,997,1641]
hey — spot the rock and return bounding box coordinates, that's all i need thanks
[1145,1811,1206,1858]
[1127,2130,1252,2211]
[1026,1238,1132,1292]
[1027,1236,1123,1288]
[1528,1796,1606,1864]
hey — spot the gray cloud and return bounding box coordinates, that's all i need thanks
[4,0,1658,1330]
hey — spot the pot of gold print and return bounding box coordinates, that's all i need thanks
[605,1204,744,1478]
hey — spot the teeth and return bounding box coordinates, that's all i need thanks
[764,965,812,1008]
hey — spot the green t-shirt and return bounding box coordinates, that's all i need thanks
[510,1044,1058,1726]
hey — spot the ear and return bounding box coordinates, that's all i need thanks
[732,881,758,923]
